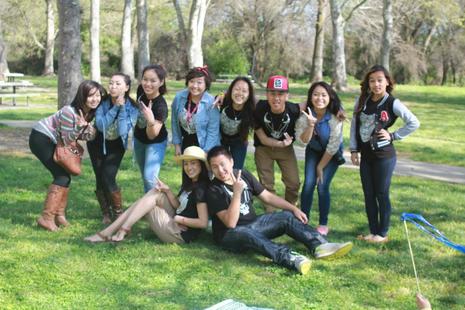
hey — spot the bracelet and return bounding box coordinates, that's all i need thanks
[350,150,358,154]
[147,122,156,127]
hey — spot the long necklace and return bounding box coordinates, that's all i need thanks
[186,95,199,123]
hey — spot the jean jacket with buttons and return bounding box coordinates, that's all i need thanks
[171,88,220,152]
[95,97,139,154]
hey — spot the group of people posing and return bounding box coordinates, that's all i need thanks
[28,64,419,274]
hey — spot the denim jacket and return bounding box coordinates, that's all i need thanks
[309,110,343,156]
[95,97,140,154]
[171,88,220,152]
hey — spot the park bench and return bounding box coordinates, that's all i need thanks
[0,92,39,106]
[0,74,36,106]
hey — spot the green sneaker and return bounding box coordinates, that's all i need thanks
[290,252,312,275]
[314,242,353,260]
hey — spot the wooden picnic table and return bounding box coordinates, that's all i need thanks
[0,73,35,106]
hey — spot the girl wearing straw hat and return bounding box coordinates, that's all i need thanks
[84,146,209,244]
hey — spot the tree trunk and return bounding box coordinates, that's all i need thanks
[121,0,134,79]
[187,0,208,68]
[172,0,189,70]
[329,0,347,91]
[380,0,392,71]
[136,0,150,78]
[311,0,327,82]
[90,0,100,82]
[441,54,449,85]
[0,21,9,79]
[42,0,55,76]
[57,0,83,109]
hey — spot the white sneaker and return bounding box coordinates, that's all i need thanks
[314,242,353,260]
[290,252,312,275]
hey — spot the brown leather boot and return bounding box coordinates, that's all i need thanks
[37,184,61,231]
[96,189,112,224]
[108,189,123,220]
[55,186,70,227]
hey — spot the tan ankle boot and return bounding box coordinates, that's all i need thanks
[37,184,61,231]
[55,186,70,227]
[95,189,112,224]
[108,189,123,220]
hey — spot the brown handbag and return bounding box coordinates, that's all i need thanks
[53,140,84,176]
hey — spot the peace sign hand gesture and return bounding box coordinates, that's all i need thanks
[231,170,245,195]
[154,177,169,193]
[140,100,156,125]
[302,107,317,127]
[76,110,89,127]
[282,133,293,147]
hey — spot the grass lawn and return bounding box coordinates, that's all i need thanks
[0,147,464,309]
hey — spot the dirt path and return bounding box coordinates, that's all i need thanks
[0,127,31,154]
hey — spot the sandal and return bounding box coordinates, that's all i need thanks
[368,235,389,244]
[111,227,131,242]
[357,234,375,242]
[84,232,111,243]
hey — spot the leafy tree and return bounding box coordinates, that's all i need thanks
[204,38,250,75]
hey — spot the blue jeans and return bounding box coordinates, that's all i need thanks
[220,211,326,270]
[300,148,339,225]
[360,155,396,237]
[223,139,248,170]
[133,138,168,193]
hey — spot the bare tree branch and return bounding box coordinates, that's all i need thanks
[13,0,45,50]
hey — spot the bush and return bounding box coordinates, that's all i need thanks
[205,39,250,75]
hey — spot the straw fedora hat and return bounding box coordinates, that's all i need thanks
[174,146,207,164]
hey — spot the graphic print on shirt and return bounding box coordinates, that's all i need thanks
[359,112,376,143]
[221,107,241,136]
[179,108,197,134]
[176,190,192,215]
[264,111,290,139]
[222,182,251,216]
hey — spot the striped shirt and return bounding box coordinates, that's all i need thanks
[33,106,96,145]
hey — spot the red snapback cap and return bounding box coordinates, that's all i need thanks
[266,75,289,91]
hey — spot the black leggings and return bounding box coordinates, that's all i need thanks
[87,132,125,193]
[29,129,71,187]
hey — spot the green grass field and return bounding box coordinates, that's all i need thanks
[0,148,464,309]
[0,76,464,308]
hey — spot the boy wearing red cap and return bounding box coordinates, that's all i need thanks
[253,75,308,212]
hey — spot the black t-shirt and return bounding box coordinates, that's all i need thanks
[358,97,396,160]
[134,94,168,144]
[253,100,300,147]
[206,169,265,243]
[177,182,208,243]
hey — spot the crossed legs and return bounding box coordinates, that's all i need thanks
[85,190,168,242]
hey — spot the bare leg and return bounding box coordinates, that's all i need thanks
[85,190,167,242]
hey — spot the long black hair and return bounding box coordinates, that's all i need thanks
[180,160,209,193]
[222,76,256,141]
[357,64,395,114]
[70,80,106,122]
[305,81,342,117]
[136,64,168,99]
